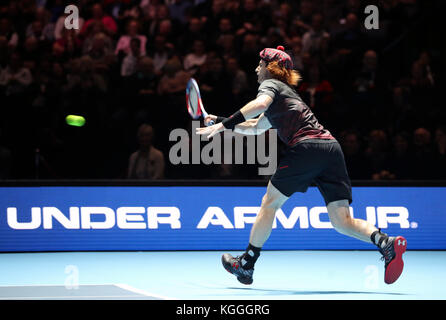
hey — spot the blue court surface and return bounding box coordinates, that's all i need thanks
[0,250,444,300]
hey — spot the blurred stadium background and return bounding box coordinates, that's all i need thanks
[0,0,444,182]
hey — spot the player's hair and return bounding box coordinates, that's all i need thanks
[266,60,301,87]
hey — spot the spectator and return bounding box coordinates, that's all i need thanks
[196,55,228,113]
[353,50,379,93]
[298,62,334,110]
[177,16,206,54]
[126,56,159,107]
[210,17,234,45]
[121,37,142,77]
[225,56,249,105]
[148,4,171,38]
[83,32,115,75]
[412,127,435,179]
[168,0,192,25]
[343,0,362,16]
[235,0,269,36]
[54,28,82,61]
[54,8,85,40]
[388,85,415,133]
[157,57,190,95]
[203,0,228,32]
[216,34,237,61]
[291,0,314,35]
[365,129,390,177]
[183,39,207,74]
[108,0,143,28]
[275,2,293,26]
[302,13,330,58]
[140,0,164,20]
[350,49,388,128]
[339,130,371,179]
[0,18,19,49]
[115,19,147,57]
[321,0,344,30]
[157,19,176,48]
[330,12,364,60]
[408,56,436,113]
[82,22,114,56]
[218,17,234,36]
[127,124,165,179]
[289,35,304,71]
[150,34,172,76]
[416,51,435,86]
[119,55,159,121]
[387,132,412,180]
[25,7,54,42]
[22,36,42,71]
[64,55,107,94]
[0,52,33,96]
[263,17,288,48]
[80,3,118,37]
[239,33,260,83]
[0,34,8,67]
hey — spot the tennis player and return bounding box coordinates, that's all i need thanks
[196,46,407,285]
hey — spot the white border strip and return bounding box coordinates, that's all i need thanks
[0,284,175,300]
[114,284,174,300]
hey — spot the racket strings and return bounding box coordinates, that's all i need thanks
[187,87,201,119]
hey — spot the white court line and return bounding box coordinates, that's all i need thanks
[0,295,149,300]
[0,284,175,300]
[114,284,175,300]
[0,283,116,287]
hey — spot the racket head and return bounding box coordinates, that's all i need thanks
[186,78,203,119]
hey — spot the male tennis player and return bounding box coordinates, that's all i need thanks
[196,46,407,285]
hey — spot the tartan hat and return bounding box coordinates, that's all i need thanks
[259,45,293,70]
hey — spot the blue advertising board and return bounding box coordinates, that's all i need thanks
[0,186,445,251]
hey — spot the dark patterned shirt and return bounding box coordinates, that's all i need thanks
[258,78,335,147]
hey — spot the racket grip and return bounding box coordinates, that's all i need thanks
[202,111,214,126]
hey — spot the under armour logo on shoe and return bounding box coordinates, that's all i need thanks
[232,262,239,270]
[398,239,406,246]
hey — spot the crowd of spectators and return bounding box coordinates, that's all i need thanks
[0,0,444,180]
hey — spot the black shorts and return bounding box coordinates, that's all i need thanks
[270,139,352,205]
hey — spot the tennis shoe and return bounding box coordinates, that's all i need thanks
[221,253,254,285]
[379,236,407,284]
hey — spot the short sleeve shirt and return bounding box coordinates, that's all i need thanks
[257,78,334,147]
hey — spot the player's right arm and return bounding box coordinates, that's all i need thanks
[234,113,272,135]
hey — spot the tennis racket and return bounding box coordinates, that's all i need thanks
[186,78,214,126]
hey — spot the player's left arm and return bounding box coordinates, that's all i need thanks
[197,94,273,138]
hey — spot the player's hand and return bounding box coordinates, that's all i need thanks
[204,114,217,126]
[196,122,225,139]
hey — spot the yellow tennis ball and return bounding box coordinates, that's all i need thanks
[65,115,86,127]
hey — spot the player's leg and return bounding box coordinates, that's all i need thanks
[327,199,376,243]
[222,142,319,284]
[317,141,407,284]
[326,199,407,284]
[222,181,288,284]
[249,181,289,248]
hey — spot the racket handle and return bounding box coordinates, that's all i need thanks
[202,110,214,126]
